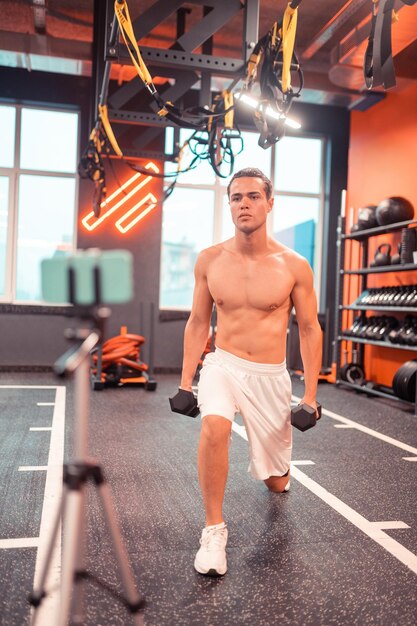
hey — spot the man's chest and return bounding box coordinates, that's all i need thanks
[207,257,294,312]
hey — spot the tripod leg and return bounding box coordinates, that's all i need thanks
[30,491,66,626]
[96,480,145,625]
[56,489,85,626]
[70,489,87,626]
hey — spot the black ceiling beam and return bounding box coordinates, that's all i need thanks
[108,109,169,127]
[130,0,187,40]
[108,66,199,110]
[108,45,245,75]
[100,0,259,155]
[173,0,242,52]
[243,0,259,63]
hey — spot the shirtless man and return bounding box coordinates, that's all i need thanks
[179,167,322,576]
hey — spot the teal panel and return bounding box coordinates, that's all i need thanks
[41,249,133,305]
[294,219,315,267]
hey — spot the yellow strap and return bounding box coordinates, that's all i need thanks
[114,0,154,89]
[281,4,298,94]
[89,127,106,155]
[223,90,234,129]
[89,126,100,146]
[98,104,123,157]
[271,21,278,47]
[176,137,190,173]
[157,100,174,117]
[246,50,262,86]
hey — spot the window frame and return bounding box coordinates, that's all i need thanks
[159,129,327,311]
[0,103,80,305]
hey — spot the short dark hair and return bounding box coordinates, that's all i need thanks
[227,168,273,200]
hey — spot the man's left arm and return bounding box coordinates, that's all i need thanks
[290,256,322,410]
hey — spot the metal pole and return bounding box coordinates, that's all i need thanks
[148,301,155,376]
[333,213,345,381]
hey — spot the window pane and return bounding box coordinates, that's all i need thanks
[0,177,9,295]
[273,195,319,268]
[16,175,76,301]
[222,193,236,241]
[160,188,214,308]
[222,130,272,181]
[20,108,78,173]
[0,106,16,168]
[275,137,322,194]
[164,128,215,185]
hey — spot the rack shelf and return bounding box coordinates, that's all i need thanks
[342,218,417,241]
[340,305,417,313]
[333,213,417,415]
[336,380,414,407]
[338,335,417,351]
[342,263,417,275]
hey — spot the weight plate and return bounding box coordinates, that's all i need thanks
[392,360,417,401]
[345,364,365,386]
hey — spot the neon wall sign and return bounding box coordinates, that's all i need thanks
[81,161,160,234]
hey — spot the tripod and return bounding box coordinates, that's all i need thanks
[29,308,145,626]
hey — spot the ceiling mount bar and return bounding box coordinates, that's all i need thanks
[301,0,369,61]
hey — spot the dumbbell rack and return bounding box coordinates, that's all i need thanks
[333,215,417,415]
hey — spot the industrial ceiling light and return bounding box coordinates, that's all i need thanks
[234,91,301,130]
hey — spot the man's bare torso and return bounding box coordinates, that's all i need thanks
[204,238,296,363]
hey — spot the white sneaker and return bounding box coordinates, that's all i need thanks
[284,480,290,492]
[194,522,228,576]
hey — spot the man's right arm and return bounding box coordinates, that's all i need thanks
[180,251,214,391]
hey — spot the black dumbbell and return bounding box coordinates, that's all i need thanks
[169,388,200,418]
[291,402,322,432]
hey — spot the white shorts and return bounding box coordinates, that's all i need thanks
[197,347,292,481]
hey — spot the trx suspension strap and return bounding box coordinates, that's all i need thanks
[99,105,123,157]
[365,0,417,89]
[363,0,413,89]
[248,0,303,149]
[78,8,121,218]
[78,104,124,217]
[114,0,235,130]
[78,125,108,217]
[281,2,298,94]
[207,91,243,178]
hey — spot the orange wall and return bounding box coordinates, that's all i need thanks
[346,81,417,386]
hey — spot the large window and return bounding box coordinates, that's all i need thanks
[0,105,79,303]
[160,129,325,310]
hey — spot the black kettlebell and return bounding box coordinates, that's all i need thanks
[391,243,401,265]
[374,243,391,267]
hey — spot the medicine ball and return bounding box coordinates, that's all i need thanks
[376,197,415,226]
[357,205,378,230]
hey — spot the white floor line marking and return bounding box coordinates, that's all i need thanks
[292,394,417,456]
[30,427,52,432]
[37,403,55,407]
[32,386,66,625]
[232,422,247,439]
[290,465,417,575]
[370,521,410,530]
[292,460,316,466]
[334,424,354,429]
[0,537,40,549]
[403,457,417,462]
[18,466,48,472]
[0,385,59,389]
[231,423,417,575]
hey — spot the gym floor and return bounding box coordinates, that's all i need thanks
[1,372,416,626]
